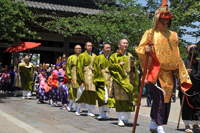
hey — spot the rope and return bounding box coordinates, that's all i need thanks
[181,89,199,97]
[185,95,194,109]
[154,82,167,95]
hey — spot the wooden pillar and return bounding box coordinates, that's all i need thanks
[12,38,20,64]
[0,48,3,64]
[64,37,70,57]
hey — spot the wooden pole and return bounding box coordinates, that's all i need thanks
[132,53,150,133]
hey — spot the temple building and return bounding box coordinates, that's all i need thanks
[0,0,105,65]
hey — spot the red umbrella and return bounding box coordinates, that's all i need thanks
[3,41,41,53]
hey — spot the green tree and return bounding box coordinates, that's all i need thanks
[36,0,152,56]
[0,0,37,43]
[36,0,200,58]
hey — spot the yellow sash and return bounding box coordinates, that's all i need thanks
[101,67,114,98]
[83,53,96,91]
[70,66,77,88]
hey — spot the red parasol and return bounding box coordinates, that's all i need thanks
[3,41,41,53]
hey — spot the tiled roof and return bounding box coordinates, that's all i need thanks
[18,0,101,15]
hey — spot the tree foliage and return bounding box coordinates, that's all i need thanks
[0,0,37,43]
[1,0,200,59]
[37,0,152,56]
[37,0,200,58]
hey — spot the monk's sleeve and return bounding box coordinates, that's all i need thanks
[174,58,192,93]
[136,30,160,83]
[76,54,84,85]
[66,56,72,79]
[108,55,127,79]
[173,32,192,92]
[18,63,24,71]
[93,56,101,83]
[135,30,153,71]
[93,56,106,85]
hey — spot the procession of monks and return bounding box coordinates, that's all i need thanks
[1,0,200,133]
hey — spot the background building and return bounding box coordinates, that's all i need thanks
[0,0,103,66]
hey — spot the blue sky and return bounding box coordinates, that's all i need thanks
[136,0,199,44]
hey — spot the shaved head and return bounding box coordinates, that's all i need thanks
[118,39,128,53]
[75,45,81,49]
[119,39,128,45]
[74,44,82,56]
[85,42,92,46]
[24,56,29,63]
[25,56,29,59]
[84,42,92,53]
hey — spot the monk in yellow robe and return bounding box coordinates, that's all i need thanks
[108,39,139,126]
[135,0,192,132]
[93,43,115,120]
[18,56,34,99]
[66,45,82,111]
[76,42,97,117]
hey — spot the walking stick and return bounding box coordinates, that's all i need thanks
[177,49,194,129]
[132,50,150,133]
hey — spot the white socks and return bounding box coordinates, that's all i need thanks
[99,109,103,117]
[124,120,129,123]
[88,109,94,115]
[88,109,91,114]
[157,126,165,133]
[69,103,73,110]
[87,109,95,117]
[76,108,80,114]
[103,112,106,118]
[149,121,157,129]
[118,119,125,126]
[149,122,164,133]
[99,112,103,118]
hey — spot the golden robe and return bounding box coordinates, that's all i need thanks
[135,28,192,103]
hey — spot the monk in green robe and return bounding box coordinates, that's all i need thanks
[93,43,115,120]
[108,39,139,126]
[18,56,34,99]
[76,42,97,117]
[66,45,82,111]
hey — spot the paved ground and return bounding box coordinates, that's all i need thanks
[0,94,187,133]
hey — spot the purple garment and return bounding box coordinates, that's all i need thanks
[50,69,61,102]
[10,66,15,88]
[58,68,69,104]
[36,88,49,101]
[51,87,61,102]
[36,74,49,101]
[48,89,52,100]
[149,80,171,125]
[0,73,11,91]
[60,83,69,104]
